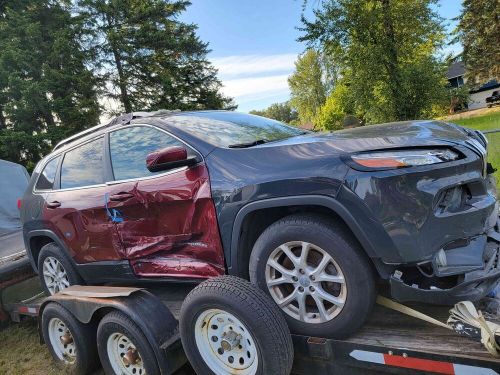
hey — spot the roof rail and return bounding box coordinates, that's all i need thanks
[53,109,180,151]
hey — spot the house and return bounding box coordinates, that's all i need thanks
[447,61,500,110]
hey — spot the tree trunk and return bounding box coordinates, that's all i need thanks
[0,106,5,130]
[105,13,131,113]
[380,0,404,120]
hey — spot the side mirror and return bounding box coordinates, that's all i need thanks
[146,146,196,172]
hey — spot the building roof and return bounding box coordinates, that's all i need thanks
[447,61,466,79]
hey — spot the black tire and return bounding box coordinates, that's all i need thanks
[180,276,293,375]
[38,242,84,296]
[249,213,376,338]
[97,311,160,375]
[41,303,99,375]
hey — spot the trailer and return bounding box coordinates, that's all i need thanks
[1,274,500,375]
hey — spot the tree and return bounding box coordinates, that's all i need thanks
[288,49,327,125]
[300,0,447,124]
[0,1,100,169]
[77,0,234,114]
[455,0,500,85]
[249,102,298,124]
[314,80,354,130]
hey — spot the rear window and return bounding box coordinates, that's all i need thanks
[166,112,305,147]
[60,137,104,189]
[35,156,60,190]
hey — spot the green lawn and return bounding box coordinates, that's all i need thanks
[448,111,500,189]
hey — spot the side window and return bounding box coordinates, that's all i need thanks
[109,126,188,181]
[35,156,60,190]
[60,137,104,189]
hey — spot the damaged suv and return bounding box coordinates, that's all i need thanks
[21,110,499,337]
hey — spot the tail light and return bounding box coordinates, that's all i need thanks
[17,199,22,210]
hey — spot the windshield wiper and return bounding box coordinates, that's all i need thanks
[228,139,269,148]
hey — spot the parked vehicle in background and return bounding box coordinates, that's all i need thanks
[486,90,500,107]
[20,110,499,338]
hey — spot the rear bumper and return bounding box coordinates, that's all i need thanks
[390,223,500,305]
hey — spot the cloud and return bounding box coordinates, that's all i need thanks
[211,53,296,79]
[210,53,297,111]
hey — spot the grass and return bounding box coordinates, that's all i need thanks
[0,320,62,375]
[444,109,500,189]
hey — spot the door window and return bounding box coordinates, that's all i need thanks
[109,126,187,181]
[35,156,60,190]
[60,137,104,189]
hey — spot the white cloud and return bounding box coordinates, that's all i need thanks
[211,53,296,79]
[210,53,297,111]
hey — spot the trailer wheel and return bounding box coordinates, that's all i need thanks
[41,302,99,375]
[97,310,160,375]
[180,276,294,375]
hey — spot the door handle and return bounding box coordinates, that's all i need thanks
[109,193,134,202]
[47,201,61,209]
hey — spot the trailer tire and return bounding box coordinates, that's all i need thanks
[97,310,160,375]
[180,275,294,375]
[41,302,99,375]
[38,242,83,296]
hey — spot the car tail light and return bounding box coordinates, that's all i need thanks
[17,199,22,210]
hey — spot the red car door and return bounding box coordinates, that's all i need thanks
[44,136,125,263]
[106,125,225,279]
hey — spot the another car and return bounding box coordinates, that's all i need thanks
[21,110,499,337]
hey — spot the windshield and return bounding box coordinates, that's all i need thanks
[166,112,306,148]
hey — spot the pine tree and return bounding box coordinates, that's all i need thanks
[0,0,101,169]
[77,0,234,114]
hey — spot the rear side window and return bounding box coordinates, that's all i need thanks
[60,137,104,189]
[35,156,60,190]
[109,126,187,181]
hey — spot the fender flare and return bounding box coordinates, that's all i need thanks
[39,288,184,374]
[24,229,74,272]
[228,195,379,275]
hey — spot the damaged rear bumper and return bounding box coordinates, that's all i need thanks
[390,221,500,305]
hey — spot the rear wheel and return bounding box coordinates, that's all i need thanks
[38,242,83,296]
[97,311,160,375]
[249,213,376,338]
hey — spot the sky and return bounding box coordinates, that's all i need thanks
[181,0,464,113]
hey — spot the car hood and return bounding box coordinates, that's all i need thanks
[266,120,473,154]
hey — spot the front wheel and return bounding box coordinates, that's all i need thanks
[249,213,376,338]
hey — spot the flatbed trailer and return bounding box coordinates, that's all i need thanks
[2,276,500,374]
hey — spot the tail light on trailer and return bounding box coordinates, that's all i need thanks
[17,199,22,210]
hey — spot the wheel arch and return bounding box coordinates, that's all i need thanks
[26,230,71,273]
[228,195,382,278]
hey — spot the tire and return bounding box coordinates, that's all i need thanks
[249,213,376,338]
[180,276,293,375]
[97,310,160,375]
[41,303,99,375]
[38,242,84,296]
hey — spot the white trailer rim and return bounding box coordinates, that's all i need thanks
[107,332,146,375]
[195,308,258,374]
[47,317,76,364]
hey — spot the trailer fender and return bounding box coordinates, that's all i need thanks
[38,286,185,375]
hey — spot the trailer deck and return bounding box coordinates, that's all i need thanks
[2,277,500,374]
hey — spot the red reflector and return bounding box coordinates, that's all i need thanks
[17,199,22,210]
[383,354,454,374]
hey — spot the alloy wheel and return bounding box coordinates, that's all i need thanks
[265,241,347,323]
[42,256,70,295]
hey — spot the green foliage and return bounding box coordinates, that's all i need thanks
[249,102,298,124]
[455,0,500,85]
[0,1,101,168]
[76,0,235,114]
[288,49,327,125]
[300,0,447,124]
[313,81,353,130]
